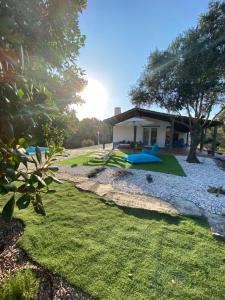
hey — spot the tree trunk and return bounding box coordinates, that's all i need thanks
[199,128,205,151]
[186,128,201,163]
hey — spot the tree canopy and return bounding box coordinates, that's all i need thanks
[130,1,225,162]
[0,0,87,109]
[0,0,87,220]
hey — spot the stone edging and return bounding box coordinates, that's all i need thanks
[59,173,225,240]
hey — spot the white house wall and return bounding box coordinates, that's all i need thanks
[113,126,134,142]
[113,117,170,147]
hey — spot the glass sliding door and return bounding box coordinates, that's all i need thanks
[143,127,158,146]
[143,127,150,146]
[151,128,157,145]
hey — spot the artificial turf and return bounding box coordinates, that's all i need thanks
[3,182,225,299]
[58,151,186,176]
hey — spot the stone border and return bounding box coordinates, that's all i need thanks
[59,173,203,217]
[59,173,225,240]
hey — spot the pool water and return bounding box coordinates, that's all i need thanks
[26,146,49,155]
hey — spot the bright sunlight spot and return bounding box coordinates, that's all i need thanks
[75,78,108,120]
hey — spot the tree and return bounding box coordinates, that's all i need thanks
[0,0,87,220]
[0,0,87,110]
[79,118,112,145]
[130,1,225,163]
[64,117,112,148]
[0,77,64,221]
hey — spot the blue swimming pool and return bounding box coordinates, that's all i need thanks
[26,146,49,155]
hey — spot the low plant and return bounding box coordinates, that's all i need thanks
[87,167,106,178]
[0,138,63,221]
[208,186,225,197]
[146,174,153,183]
[0,269,39,300]
[71,163,78,168]
[81,139,95,147]
[113,170,133,177]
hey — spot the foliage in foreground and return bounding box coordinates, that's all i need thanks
[6,182,225,299]
[58,151,186,176]
[0,139,63,222]
[0,269,39,300]
[0,0,87,109]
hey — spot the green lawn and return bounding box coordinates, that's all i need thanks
[3,182,225,299]
[58,151,186,176]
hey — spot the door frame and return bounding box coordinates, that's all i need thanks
[143,126,159,146]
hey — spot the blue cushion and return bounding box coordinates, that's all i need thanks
[124,153,161,164]
[142,149,152,155]
[142,144,159,156]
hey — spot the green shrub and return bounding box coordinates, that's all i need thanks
[81,139,95,147]
[0,269,40,300]
[87,167,106,178]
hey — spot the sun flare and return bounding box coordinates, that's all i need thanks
[76,78,108,120]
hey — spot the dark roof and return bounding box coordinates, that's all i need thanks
[104,107,221,132]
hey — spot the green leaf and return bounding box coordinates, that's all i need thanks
[45,151,49,160]
[46,189,56,193]
[44,176,53,185]
[48,176,63,184]
[33,194,45,216]
[35,147,42,165]
[55,146,63,153]
[31,174,46,188]
[36,193,42,203]
[18,137,28,148]
[17,171,28,180]
[19,154,29,169]
[17,183,35,193]
[16,194,31,210]
[30,156,38,168]
[2,195,15,222]
[0,186,8,195]
[2,183,17,192]
[6,168,16,179]
[17,88,24,98]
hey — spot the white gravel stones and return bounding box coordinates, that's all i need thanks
[92,156,225,215]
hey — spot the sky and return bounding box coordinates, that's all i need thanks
[75,0,211,120]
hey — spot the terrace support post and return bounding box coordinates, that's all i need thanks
[169,119,174,149]
[133,125,137,145]
[212,126,218,155]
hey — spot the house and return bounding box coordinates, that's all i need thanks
[104,107,220,149]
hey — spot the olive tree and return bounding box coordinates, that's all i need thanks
[130,1,225,163]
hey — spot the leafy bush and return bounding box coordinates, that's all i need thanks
[113,170,133,178]
[87,167,106,178]
[81,139,95,147]
[0,269,39,300]
[0,139,63,221]
[146,174,153,183]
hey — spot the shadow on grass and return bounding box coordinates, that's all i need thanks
[120,206,182,225]
[113,204,209,229]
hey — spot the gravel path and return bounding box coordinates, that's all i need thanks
[92,156,225,215]
[57,156,225,215]
[57,165,98,177]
